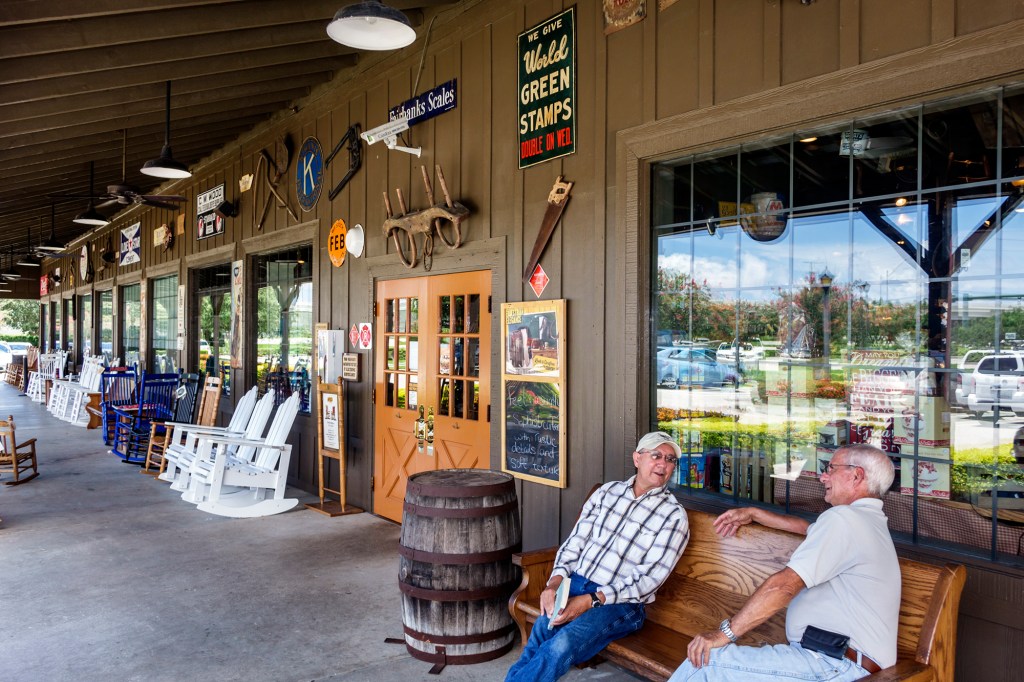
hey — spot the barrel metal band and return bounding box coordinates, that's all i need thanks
[405,481,513,498]
[398,543,517,565]
[403,622,515,645]
[403,499,518,518]
[404,640,514,667]
[398,578,520,602]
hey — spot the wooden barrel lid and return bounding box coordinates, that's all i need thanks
[407,469,513,498]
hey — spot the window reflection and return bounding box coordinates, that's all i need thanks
[194,263,232,396]
[254,245,313,413]
[652,87,1024,564]
[151,275,178,374]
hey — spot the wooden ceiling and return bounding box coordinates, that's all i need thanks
[0,0,454,268]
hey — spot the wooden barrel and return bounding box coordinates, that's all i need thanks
[399,469,521,667]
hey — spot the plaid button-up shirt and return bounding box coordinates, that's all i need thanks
[550,477,689,604]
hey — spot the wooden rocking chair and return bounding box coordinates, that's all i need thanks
[0,415,39,485]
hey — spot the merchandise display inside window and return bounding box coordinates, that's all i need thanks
[150,276,178,374]
[51,301,60,353]
[63,298,75,369]
[652,88,1024,563]
[121,284,140,367]
[193,264,233,396]
[99,291,113,364]
[80,294,92,360]
[254,245,313,413]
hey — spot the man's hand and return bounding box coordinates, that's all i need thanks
[549,594,593,627]
[713,508,756,537]
[540,576,563,617]
[686,629,730,667]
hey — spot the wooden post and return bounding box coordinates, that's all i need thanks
[305,378,362,517]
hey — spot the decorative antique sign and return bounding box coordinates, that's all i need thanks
[518,7,576,169]
[229,260,243,369]
[327,218,349,267]
[177,283,186,350]
[120,223,141,266]
[39,275,48,296]
[341,353,359,381]
[501,299,567,488]
[358,322,372,350]
[388,79,458,127]
[196,184,225,240]
[603,0,645,34]
[296,136,324,212]
[79,245,91,283]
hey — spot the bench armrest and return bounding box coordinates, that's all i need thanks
[196,435,286,450]
[862,659,935,682]
[508,547,558,643]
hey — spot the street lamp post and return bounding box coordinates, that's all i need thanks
[820,269,834,376]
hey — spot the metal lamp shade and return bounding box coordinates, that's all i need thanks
[73,203,109,226]
[327,1,416,51]
[141,145,192,179]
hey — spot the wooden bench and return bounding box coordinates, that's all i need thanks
[509,507,966,682]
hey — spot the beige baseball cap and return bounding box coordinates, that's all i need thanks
[635,431,682,458]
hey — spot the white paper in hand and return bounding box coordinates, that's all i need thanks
[547,579,571,629]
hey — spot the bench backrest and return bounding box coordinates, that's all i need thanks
[651,509,964,681]
[251,392,300,470]
[195,376,223,427]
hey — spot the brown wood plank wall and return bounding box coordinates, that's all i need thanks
[35,3,1024,677]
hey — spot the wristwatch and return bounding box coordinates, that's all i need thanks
[590,593,603,608]
[719,618,738,643]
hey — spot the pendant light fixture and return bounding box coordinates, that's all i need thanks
[1,250,21,282]
[141,81,192,179]
[327,0,416,51]
[74,161,110,226]
[16,222,41,267]
[37,204,66,254]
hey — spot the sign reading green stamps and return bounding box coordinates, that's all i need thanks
[518,6,576,169]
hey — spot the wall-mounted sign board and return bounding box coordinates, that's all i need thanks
[517,7,576,169]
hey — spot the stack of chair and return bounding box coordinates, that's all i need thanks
[183,392,301,518]
[4,360,24,390]
[141,375,221,476]
[25,351,64,403]
[161,386,266,492]
[48,356,105,424]
[0,414,38,485]
[111,372,179,464]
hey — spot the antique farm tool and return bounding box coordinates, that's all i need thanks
[253,137,298,231]
[326,124,363,201]
[382,164,470,270]
[522,176,573,282]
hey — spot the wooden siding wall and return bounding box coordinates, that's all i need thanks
[38,2,1024,678]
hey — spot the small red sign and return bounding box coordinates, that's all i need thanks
[359,322,373,350]
[349,324,359,349]
[529,264,549,298]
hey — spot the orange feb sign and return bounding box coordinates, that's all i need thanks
[327,218,349,267]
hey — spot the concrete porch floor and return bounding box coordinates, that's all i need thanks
[0,382,644,682]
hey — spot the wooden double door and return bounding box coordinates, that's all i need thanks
[373,270,492,522]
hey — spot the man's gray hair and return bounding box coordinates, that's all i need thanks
[839,443,894,497]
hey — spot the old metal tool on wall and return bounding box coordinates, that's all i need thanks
[253,137,298,231]
[382,164,469,270]
[326,124,363,201]
[523,176,573,282]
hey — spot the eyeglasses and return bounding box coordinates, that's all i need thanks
[643,450,679,466]
[822,462,860,475]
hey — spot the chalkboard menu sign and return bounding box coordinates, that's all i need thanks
[501,300,566,488]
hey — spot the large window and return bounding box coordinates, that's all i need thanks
[652,87,1024,564]
[63,298,75,368]
[79,294,92,359]
[50,301,59,353]
[99,290,113,364]
[121,283,140,367]
[193,263,233,395]
[254,245,313,413]
[150,275,178,373]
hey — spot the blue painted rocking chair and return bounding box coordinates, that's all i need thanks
[111,372,179,464]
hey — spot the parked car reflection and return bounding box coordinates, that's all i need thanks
[657,346,740,389]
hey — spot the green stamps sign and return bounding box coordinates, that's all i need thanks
[518,6,576,169]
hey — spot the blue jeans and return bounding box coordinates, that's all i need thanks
[668,642,870,682]
[505,574,646,682]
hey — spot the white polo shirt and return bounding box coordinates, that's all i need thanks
[785,498,900,668]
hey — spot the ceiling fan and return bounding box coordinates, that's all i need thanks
[50,131,187,212]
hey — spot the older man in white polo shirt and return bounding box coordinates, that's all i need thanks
[669,443,900,682]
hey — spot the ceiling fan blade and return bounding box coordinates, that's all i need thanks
[95,199,122,210]
[140,198,183,210]
[141,194,186,203]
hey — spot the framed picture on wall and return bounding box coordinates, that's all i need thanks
[500,299,567,488]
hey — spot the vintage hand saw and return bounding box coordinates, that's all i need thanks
[522,176,573,282]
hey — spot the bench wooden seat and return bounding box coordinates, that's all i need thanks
[509,507,966,682]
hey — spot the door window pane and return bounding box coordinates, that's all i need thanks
[99,291,113,364]
[193,263,232,395]
[80,294,92,359]
[150,275,178,374]
[254,245,313,413]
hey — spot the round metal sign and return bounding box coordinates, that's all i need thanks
[327,218,348,267]
[295,136,324,212]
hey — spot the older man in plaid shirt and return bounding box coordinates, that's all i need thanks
[505,431,690,682]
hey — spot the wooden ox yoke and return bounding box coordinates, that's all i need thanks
[382,164,470,270]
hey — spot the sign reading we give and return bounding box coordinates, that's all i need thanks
[517,7,576,169]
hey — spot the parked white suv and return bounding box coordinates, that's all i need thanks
[963,353,1024,416]
[954,349,994,407]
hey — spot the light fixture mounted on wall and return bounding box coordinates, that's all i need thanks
[141,81,192,179]
[215,200,239,219]
[327,0,416,51]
